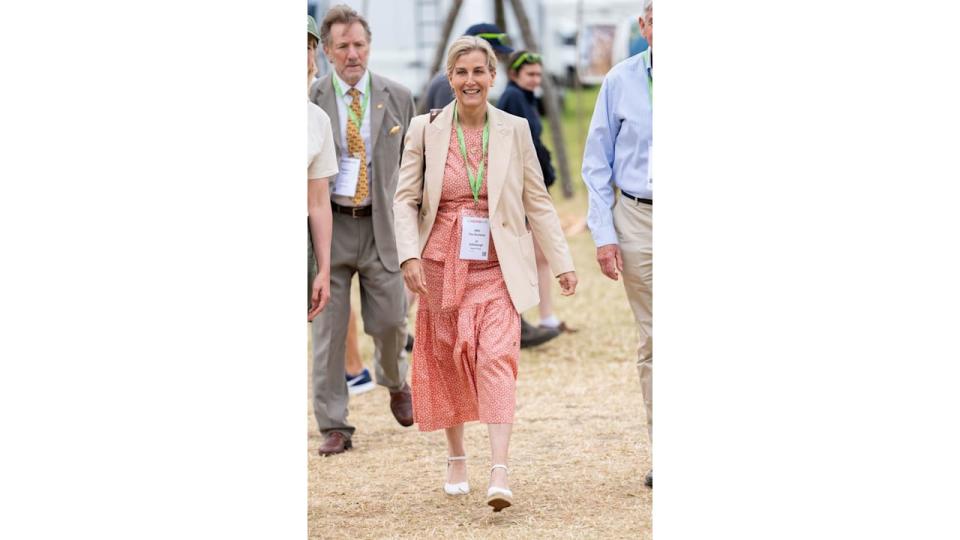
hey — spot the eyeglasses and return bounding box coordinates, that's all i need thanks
[510,52,542,71]
[476,32,510,45]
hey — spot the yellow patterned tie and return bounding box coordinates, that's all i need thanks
[346,87,369,205]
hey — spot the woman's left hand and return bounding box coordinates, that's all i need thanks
[557,271,578,296]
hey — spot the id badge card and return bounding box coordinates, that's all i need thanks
[459,215,491,261]
[332,156,361,197]
[646,143,653,191]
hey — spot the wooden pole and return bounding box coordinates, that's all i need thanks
[494,0,506,33]
[416,0,464,114]
[507,0,573,198]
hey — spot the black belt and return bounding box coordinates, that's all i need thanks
[331,201,373,218]
[621,190,652,205]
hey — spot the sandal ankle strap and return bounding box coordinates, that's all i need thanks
[490,464,509,473]
[447,456,467,462]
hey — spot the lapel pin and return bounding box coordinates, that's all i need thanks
[376,103,384,109]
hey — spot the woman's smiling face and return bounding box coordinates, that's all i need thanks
[449,50,495,108]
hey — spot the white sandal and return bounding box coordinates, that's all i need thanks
[443,456,470,495]
[486,464,513,511]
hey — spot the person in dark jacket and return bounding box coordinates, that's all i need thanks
[497,50,572,335]
[498,51,556,189]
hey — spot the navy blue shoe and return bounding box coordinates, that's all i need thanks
[345,368,375,395]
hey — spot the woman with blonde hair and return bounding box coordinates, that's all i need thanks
[394,36,577,511]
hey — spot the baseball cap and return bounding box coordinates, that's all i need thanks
[308,15,320,41]
[465,23,514,54]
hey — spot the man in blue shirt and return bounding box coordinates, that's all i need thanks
[581,0,654,488]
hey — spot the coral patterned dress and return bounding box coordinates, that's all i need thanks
[411,123,522,432]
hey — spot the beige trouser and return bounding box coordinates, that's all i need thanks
[310,213,409,437]
[614,197,653,444]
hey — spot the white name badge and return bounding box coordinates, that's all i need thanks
[459,215,491,261]
[646,143,653,191]
[332,156,361,197]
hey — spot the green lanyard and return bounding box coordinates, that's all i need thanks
[641,49,652,105]
[453,105,489,205]
[331,75,371,131]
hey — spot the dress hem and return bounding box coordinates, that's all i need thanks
[416,417,516,432]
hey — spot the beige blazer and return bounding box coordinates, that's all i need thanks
[394,102,574,314]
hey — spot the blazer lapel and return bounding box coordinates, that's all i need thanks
[486,104,511,219]
[369,72,387,152]
[314,75,344,159]
[425,102,454,214]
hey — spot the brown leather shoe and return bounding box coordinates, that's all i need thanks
[389,382,414,427]
[318,431,352,456]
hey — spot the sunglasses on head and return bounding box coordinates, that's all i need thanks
[510,52,542,71]
[477,32,510,45]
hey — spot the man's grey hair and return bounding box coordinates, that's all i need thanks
[320,4,372,47]
[643,0,653,14]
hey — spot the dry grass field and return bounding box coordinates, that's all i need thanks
[307,181,651,539]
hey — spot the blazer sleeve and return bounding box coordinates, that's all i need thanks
[394,114,428,265]
[518,120,575,277]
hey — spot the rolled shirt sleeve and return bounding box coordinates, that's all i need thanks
[580,54,651,248]
[581,78,620,247]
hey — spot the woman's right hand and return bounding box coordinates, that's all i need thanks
[402,258,429,296]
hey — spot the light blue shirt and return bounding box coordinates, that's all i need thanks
[581,50,652,247]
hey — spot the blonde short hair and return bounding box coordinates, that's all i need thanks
[445,36,497,77]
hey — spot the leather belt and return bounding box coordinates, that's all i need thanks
[331,201,373,218]
[621,190,652,205]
